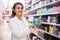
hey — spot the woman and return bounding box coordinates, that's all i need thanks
[9,2,39,40]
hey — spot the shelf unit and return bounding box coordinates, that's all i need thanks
[33,0,60,11]
[41,22,60,26]
[37,29,60,39]
[25,0,60,40]
[32,0,40,5]
[28,12,60,16]
[25,4,32,10]
[32,32,45,40]
[25,0,60,13]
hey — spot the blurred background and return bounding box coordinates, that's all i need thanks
[0,0,25,40]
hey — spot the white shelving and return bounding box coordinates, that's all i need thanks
[32,0,40,5]
[28,12,60,16]
[25,4,32,9]
[37,29,60,39]
[25,0,60,40]
[42,22,60,26]
[25,0,60,13]
[32,32,45,40]
[26,9,32,13]
[33,0,60,11]
[32,28,60,39]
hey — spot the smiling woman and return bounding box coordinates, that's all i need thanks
[9,2,40,40]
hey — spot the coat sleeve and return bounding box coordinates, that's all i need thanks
[9,20,31,39]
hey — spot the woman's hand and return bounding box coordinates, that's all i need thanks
[29,23,36,29]
[29,23,41,36]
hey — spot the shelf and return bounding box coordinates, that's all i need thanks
[37,29,60,39]
[42,22,60,26]
[33,0,60,10]
[28,12,60,16]
[32,0,40,5]
[25,4,32,9]
[32,32,45,40]
[25,1,60,13]
[26,9,32,13]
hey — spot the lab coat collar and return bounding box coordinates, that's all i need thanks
[14,16,23,21]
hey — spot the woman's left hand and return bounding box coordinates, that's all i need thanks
[29,23,35,29]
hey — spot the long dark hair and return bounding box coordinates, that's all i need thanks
[11,2,24,18]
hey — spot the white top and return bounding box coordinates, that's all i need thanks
[9,16,31,40]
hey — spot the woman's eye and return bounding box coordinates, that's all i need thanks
[17,7,19,9]
[21,7,23,9]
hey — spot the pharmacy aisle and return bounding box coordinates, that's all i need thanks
[25,0,60,40]
[0,0,60,40]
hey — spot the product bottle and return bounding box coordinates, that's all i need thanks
[49,25,53,34]
[53,26,58,35]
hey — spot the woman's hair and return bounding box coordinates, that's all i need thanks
[11,2,24,18]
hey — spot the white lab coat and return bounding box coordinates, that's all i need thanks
[9,16,31,40]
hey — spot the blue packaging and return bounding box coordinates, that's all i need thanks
[32,10,36,14]
[33,19,40,25]
[53,26,58,35]
[56,16,60,24]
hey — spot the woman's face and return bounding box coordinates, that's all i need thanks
[14,4,23,16]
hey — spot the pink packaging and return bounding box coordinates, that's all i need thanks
[52,6,59,13]
[58,6,60,12]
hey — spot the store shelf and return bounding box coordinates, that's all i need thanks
[32,0,40,5]
[26,9,32,13]
[25,4,32,9]
[41,22,60,26]
[33,0,60,10]
[37,29,60,39]
[32,32,45,40]
[25,0,60,40]
[28,12,60,16]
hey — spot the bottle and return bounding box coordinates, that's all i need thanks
[49,25,53,34]
[53,26,58,35]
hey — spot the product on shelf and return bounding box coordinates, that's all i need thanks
[47,15,58,23]
[33,16,40,27]
[39,1,43,7]
[36,8,44,14]
[32,10,36,14]
[49,25,53,34]
[53,17,56,23]
[42,7,48,13]
[56,16,60,24]
[44,27,48,31]
[36,9,40,14]
[47,16,50,23]
[58,6,60,12]
[42,16,47,22]
[50,6,60,13]
[52,6,59,13]
[53,26,58,35]
[28,11,32,15]
[46,0,52,3]
[26,0,32,6]
[58,31,60,37]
